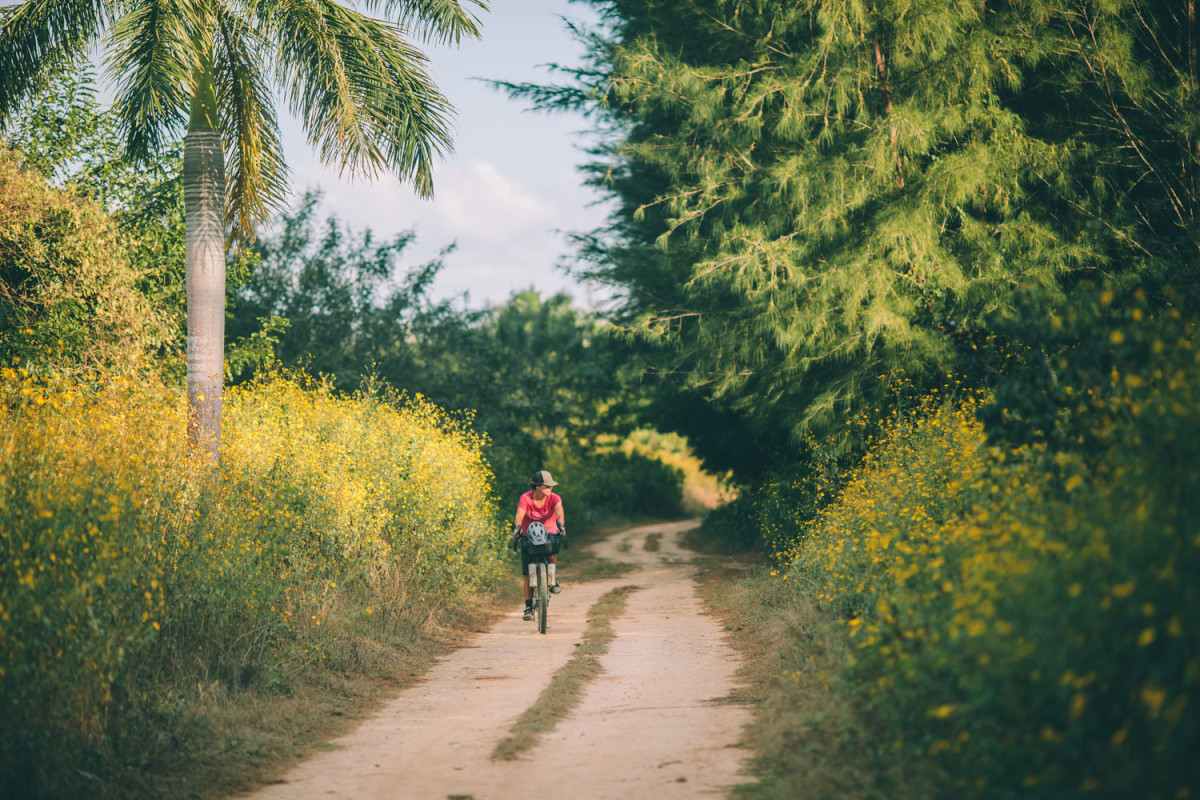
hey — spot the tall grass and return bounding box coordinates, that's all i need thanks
[0,369,505,796]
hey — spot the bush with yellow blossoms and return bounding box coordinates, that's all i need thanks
[0,369,505,791]
[774,306,1199,797]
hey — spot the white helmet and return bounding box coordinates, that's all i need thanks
[526,521,549,545]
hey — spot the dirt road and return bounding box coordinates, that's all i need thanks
[243,520,751,800]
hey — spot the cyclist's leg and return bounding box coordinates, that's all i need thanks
[521,551,534,619]
[548,553,561,593]
[521,550,534,598]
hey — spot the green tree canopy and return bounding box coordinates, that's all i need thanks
[1,0,487,461]
[0,0,485,233]
[510,0,1200,477]
[228,189,454,388]
[0,147,171,371]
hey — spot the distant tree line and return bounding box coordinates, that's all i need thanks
[227,190,647,499]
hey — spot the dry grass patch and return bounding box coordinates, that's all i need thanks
[570,559,638,582]
[694,560,932,800]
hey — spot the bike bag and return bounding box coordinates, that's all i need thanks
[522,521,560,556]
[522,537,560,556]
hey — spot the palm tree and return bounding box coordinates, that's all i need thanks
[0,0,484,462]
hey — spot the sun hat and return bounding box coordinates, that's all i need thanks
[532,470,558,487]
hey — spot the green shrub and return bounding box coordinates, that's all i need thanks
[697,461,836,554]
[696,496,760,552]
[0,149,170,372]
[771,358,1200,798]
[542,446,684,530]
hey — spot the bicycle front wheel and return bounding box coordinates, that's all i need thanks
[536,562,549,634]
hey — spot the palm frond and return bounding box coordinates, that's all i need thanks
[0,0,107,125]
[215,7,289,240]
[104,0,203,160]
[353,12,454,196]
[260,0,454,197]
[363,0,486,45]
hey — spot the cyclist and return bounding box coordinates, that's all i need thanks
[512,470,566,620]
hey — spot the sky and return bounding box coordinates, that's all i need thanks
[280,0,612,309]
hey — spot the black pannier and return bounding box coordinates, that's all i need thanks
[522,536,560,557]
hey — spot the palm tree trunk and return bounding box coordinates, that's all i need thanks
[184,60,225,463]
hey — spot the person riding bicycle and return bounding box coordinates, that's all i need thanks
[511,470,566,621]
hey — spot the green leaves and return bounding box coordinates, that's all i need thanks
[261,0,452,198]
[370,0,486,45]
[214,10,288,240]
[105,0,206,158]
[2,0,482,231]
[0,0,106,123]
[512,0,1200,478]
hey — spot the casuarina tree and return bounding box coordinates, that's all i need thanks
[509,0,1200,477]
[0,0,485,462]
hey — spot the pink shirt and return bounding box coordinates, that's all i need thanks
[518,491,561,534]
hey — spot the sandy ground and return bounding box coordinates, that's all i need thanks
[243,520,751,800]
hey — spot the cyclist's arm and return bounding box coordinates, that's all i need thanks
[555,500,565,527]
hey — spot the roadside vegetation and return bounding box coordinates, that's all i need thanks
[0,366,507,797]
[0,64,690,798]
[701,297,1200,798]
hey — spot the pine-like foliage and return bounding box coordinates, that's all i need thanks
[513,0,1200,469]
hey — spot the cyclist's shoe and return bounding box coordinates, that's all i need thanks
[522,607,534,621]
[549,581,562,594]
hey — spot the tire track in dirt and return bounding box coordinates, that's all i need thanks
[242,519,750,800]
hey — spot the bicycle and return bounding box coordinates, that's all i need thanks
[521,522,561,634]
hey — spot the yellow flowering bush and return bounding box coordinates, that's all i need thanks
[0,369,504,789]
[776,323,1200,797]
[0,370,185,773]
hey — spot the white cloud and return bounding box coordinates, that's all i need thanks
[434,159,553,239]
[282,157,601,306]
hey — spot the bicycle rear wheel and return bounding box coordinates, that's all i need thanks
[536,562,549,634]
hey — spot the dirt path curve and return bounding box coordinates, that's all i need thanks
[244,519,751,800]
